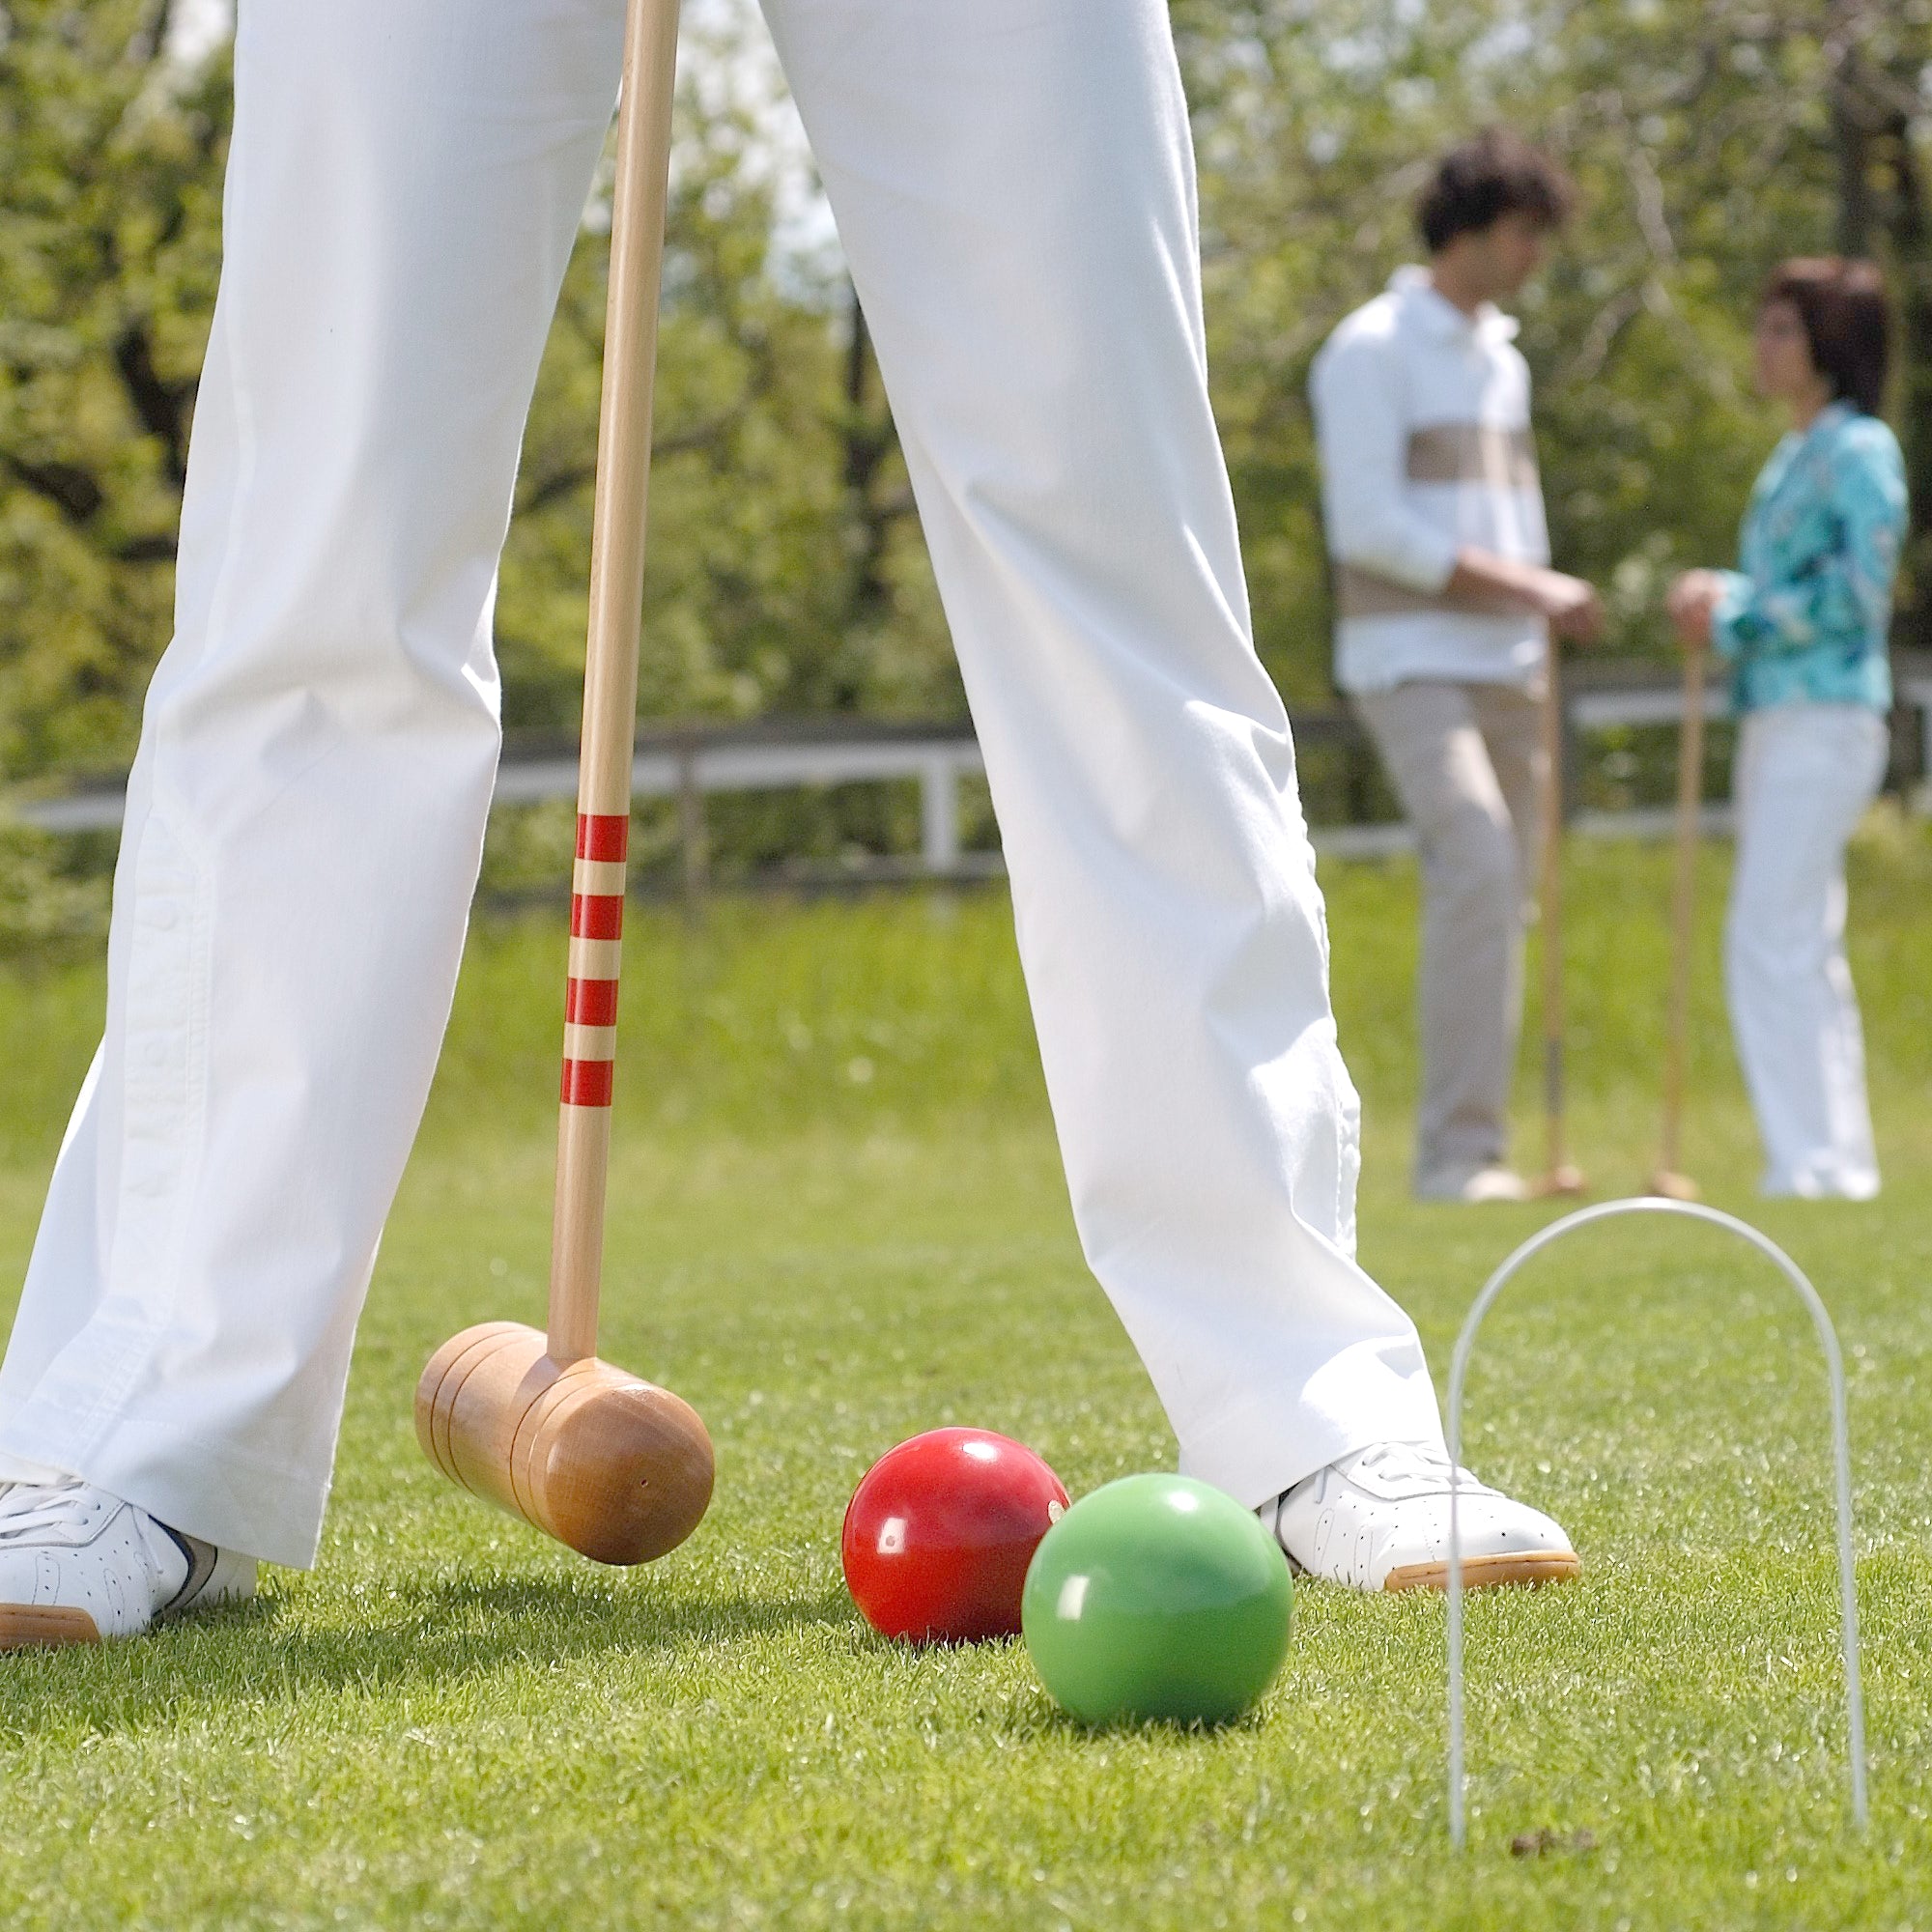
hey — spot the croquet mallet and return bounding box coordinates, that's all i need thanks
[1648,642,1708,1201]
[415,0,715,1567]
[1533,656,1586,1198]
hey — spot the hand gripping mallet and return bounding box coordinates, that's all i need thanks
[1532,656,1586,1198]
[414,0,715,1567]
[1649,643,1708,1201]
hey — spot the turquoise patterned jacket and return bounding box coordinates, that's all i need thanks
[1712,402,1906,715]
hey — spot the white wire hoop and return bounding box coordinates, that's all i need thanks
[1445,1197,1867,1849]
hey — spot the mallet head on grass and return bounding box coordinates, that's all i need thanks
[416,1321,713,1567]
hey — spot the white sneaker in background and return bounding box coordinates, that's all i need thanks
[1414,1164,1531,1205]
[0,1480,255,1648]
[1265,1441,1579,1592]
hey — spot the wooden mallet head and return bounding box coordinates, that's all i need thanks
[415,0,713,1568]
[416,1321,713,1567]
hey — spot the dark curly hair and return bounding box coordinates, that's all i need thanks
[1417,128,1577,253]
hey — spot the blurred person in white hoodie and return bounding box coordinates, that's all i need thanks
[1311,129,1604,1204]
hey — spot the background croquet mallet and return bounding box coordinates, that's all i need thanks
[1649,642,1708,1201]
[414,0,714,1567]
[1532,657,1586,1199]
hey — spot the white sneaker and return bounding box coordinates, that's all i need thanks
[1415,1164,1530,1205]
[0,1479,255,1648]
[1265,1442,1579,1592]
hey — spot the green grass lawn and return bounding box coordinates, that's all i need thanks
[0,827,1929,1928]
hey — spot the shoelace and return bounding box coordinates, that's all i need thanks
[0,1477,102,1542]
[1341,1441,1489,1493]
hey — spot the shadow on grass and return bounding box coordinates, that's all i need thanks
[1026,1702,1275,1743]
[0,1574,856,1740]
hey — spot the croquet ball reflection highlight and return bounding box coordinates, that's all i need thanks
[842,1429,1070,1642]
[1022,1474,1293,1724]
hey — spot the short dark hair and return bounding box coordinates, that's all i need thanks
[1763,258,1893,417]
[1417,129,1577,253]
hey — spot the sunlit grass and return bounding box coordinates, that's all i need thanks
[0,828,1926,1929]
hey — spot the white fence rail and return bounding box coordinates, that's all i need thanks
[16,673,1932,873]
[491,733,987,872]
[14,727,990,870]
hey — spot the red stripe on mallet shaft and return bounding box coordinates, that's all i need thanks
[570,893,625,941]
[566,977,620,1027]
[560,1058,615,1107]
[576,813,630,863]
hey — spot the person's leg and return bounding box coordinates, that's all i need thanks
[1725,705,1887,1199]
[757,0,1448,1506]
[1471,678,1545,926]
[1353,682,1524,1195]
[1472,674,1544,1146]
[0,0,629,1567]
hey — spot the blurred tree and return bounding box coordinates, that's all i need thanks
[1827,0,1932,649]
[0,0,229,779]
[496,12,952,736]
[1175,0,1931,700]
[0,0,1925,819]
[0,1,957,797]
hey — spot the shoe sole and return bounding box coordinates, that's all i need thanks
[0,1550,255,1652]
[0,1605,101,1649]
[1383,1549,1581,1592]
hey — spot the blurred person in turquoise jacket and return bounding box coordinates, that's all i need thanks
[1668,259,1906,1198]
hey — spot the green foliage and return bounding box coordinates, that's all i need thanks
[0,0,1925,815]
[498,16,954,735]
[0,0,228,777]
[1179,0,1932,699]
[0,808,108,962]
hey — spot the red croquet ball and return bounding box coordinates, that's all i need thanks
[841,1428,1071,1643]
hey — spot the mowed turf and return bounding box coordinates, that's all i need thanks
[0,826,1929,1929]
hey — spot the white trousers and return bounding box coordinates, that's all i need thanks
[0,0,1443,1567]
[1727,703,1887,1200]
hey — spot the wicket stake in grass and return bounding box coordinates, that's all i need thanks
[1533,657,1586,1198]
[415,0,714,1567]
[1649,641,1708,1202]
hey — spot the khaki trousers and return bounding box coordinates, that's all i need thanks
[1351,679,1544,1189]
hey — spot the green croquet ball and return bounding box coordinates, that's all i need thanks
[1021,1474,1293,1725]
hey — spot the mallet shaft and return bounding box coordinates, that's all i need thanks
[1658,646,1708,1179]
[549,0,683,1366]
[1537,657,1571,1184]
[417,0,715,1572]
